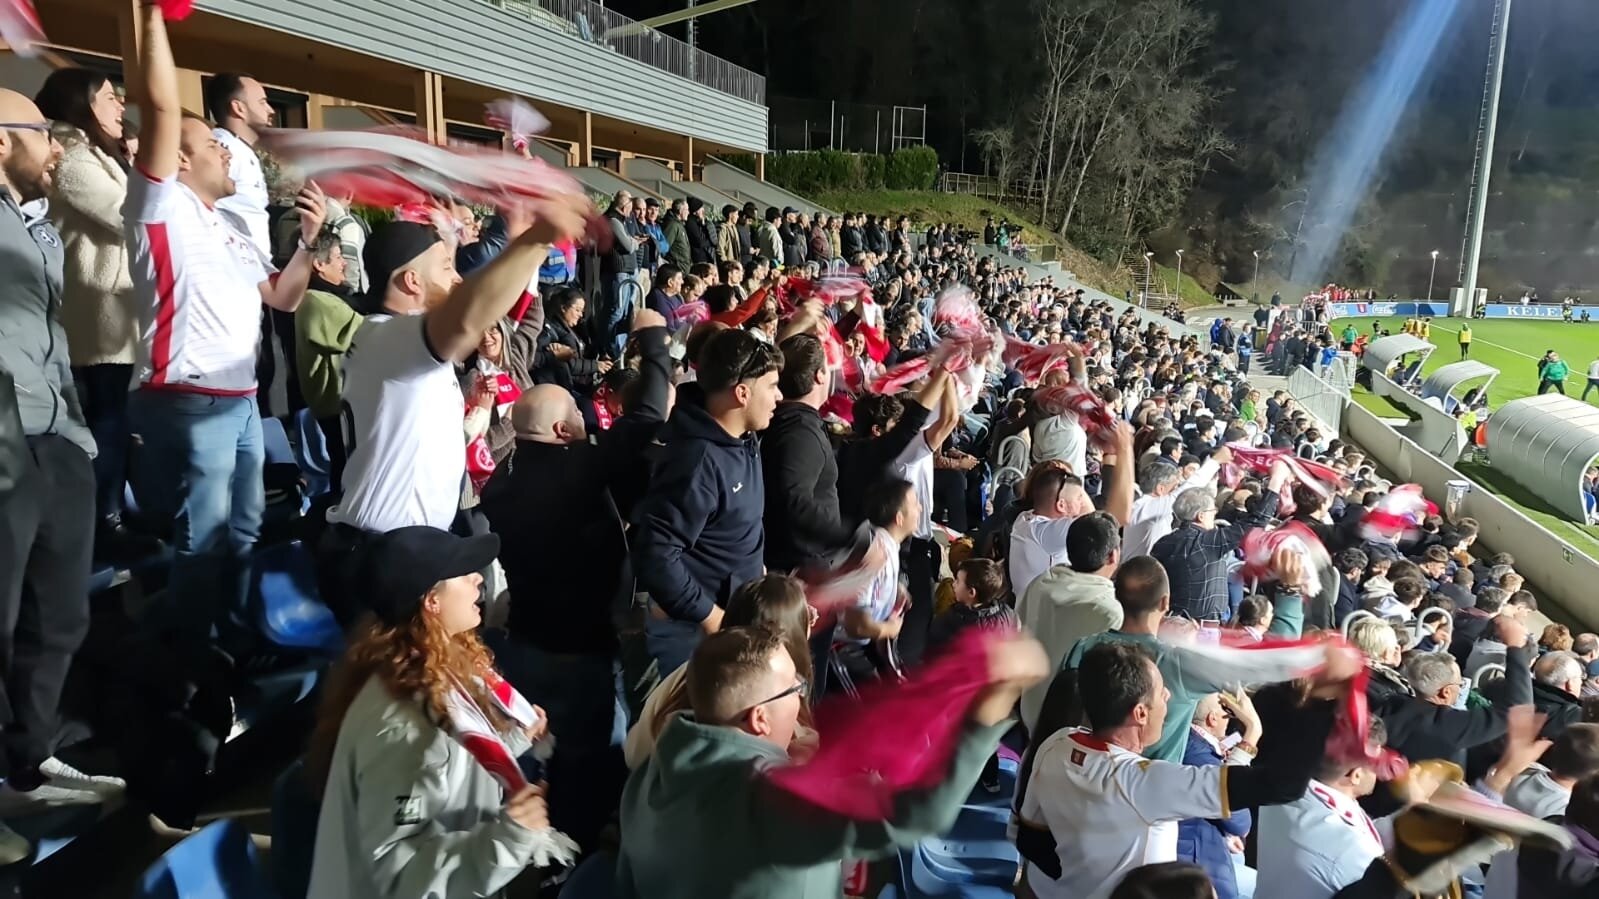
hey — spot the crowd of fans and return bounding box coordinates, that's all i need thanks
[4,9,1599,897]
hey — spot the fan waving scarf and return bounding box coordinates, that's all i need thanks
[766,630,1004,819]
[0,0,44,56]
[1238,521,1333,598]
[484,97,550,152]
[1031,383,1117,445]
[1225,442,1345,516]
[1165,632,1408,782]
[1361,484,1437,543]
[1003,336,1082,384]
[255,127,605,243]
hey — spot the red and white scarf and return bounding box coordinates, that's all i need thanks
[441,670,579,864]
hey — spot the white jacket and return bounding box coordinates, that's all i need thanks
[48,135,136,366]
[307,676,573,899]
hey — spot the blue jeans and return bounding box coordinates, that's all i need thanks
[128,390,264,657]
[598,273,640,358]
[485,632,627,850]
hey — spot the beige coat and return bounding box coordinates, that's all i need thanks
[49,134,136,367]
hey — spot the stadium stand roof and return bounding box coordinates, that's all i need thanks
[1487,394,1599,522]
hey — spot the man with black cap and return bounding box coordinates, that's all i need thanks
[317,193,592,624]
[685,198,715,266]
[662,198,691,272]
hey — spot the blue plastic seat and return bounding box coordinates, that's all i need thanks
[249,541,343,655]
[134,818,275,899]
[897,801,1020,898]
[270,759,320,899]
[561,851,616,899]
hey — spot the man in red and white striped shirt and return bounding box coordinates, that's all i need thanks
[123,5,325,677]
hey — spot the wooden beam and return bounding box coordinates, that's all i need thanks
[578,110,593,168]
[412,70,445,144]
[682,135,696,182]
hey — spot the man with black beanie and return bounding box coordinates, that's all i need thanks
[317,195,591,625]
[686,197,715,266]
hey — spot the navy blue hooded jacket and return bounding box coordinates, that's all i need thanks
[632,401,766,623]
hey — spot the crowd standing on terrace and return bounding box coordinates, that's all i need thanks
[1,11,1598,897]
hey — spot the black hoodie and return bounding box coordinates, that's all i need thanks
[761,401,850,572]
[633,402,766,623]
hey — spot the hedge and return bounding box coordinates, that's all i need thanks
[722,147,939,194]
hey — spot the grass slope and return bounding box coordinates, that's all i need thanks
[811,189,1138,299]
[1329,316,1599,408]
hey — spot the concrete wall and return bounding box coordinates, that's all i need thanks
[1343,402,1599,629]
[202,0,769,151]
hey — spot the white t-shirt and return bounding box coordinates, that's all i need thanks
[891,425,935,541]
[834,528,902,644]
[1008,511,1075,602]
[1587,360,1599,380]
[1121,459,1218,560]
[214,128,271,257]
[124,169,272,394]
[1032,412,1086,478]
[1019,729,1230,899]
[1255,781,1385,899]
[328,315,465,533]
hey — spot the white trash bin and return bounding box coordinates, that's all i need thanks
[1445,479,1472,521]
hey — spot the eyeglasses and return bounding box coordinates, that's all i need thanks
[726,677,808,723]
[0,122,51,134]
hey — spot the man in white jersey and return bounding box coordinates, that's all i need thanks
[1015,640,1362,899]
[205,72,297,416]
[124,6,325,674]
[317,205,590,625]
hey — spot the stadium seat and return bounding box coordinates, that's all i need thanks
[249,541,343,655]
[1472,662,1507,692]
[270,759,320,899]
[1341,609,1377,635]
[879,886,900,899]
[1417,607,1451,634]
[561,851,616,899]
[134,819,273,899]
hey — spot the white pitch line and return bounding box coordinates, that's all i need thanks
[1422,322,1539,361]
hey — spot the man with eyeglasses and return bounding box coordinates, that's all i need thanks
[617,624,1048,899]
[1152,461,1290,622]
[0,89,126,844]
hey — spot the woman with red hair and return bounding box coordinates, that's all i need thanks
[306,526,574,898]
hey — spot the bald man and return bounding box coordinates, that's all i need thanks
[0,88,124,834]
[479,308,671,850]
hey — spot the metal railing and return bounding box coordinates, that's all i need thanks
[478,0,766,105]
[937,171,1043,206]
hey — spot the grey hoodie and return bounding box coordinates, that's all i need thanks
[1505,764,1570,820]
[0,190,94,457]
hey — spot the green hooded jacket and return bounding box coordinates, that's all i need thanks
[616,711,1007,899]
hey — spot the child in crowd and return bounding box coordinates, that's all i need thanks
[831,477,921,692]
[927,557,1017,792]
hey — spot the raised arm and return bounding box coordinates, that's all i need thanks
[131,2,180,181]
[426,197,590,363]
[1101,421,1136,527]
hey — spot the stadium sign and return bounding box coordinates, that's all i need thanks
[1490,304,1565,319]
[1327,301,1572,320]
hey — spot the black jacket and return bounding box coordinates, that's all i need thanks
[841,225,864,260]
[533,318,599,394]
[1515,822,1599,899]
[1449,608,1497,668]
[686,215,716,265]
[780,223,807,268]
[835,398,933,524]
[864,224,888,254]
[1367,641,1531,769]
[482,326,671,653]
[632,401,767,624]
[761,402,851,572]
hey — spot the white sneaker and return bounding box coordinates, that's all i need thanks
[0,780,101,816]
[38,758,125,798]
[0,822,29,866]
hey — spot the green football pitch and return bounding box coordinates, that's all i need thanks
[1328,316,1599,408]
[1328,315,1599,558]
